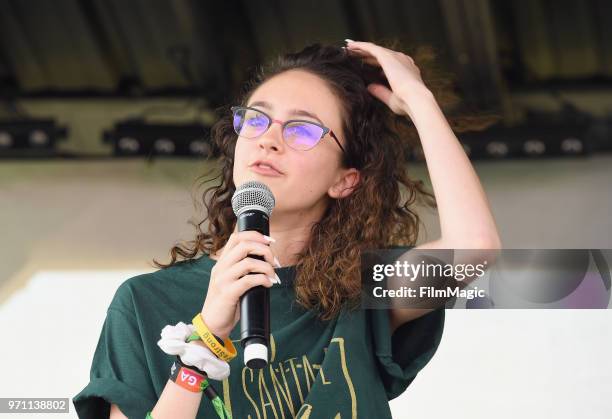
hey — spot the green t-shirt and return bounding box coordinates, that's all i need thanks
[73,252,444,418]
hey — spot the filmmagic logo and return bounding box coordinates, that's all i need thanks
[372,284,487,299]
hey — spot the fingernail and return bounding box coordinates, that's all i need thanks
[273,256,281,268]
[275,273,282,284]
[345,38,355,43]
[263,235,276,243]
[268,276,276,285]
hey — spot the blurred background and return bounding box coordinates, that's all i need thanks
[0,0,611,418]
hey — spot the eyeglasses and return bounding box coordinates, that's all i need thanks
[231,106,346,153]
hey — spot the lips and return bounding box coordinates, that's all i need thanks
[249,160,283,175]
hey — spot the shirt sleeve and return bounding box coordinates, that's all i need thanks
[73,282,157,418]
[369,307,445,400]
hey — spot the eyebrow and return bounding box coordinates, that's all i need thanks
[247,100,324,125]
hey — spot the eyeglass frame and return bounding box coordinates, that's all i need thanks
[230,105,346,154]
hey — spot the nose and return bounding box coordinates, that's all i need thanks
[257,120,285,153]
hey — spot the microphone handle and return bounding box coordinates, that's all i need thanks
[237,210,271,369]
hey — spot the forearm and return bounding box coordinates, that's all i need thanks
[149,379,203,419]
[150,339,216,418]
[403,85,501,247]
[147,320,231,419]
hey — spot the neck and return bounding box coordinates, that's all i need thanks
[266,220,312,267]
[256,204,323,266]
[210,200,327,266]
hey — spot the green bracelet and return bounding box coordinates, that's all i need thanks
[145,412,153,419]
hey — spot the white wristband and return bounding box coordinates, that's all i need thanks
[157,321,230,381]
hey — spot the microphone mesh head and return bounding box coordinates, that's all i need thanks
[231,181,275,217]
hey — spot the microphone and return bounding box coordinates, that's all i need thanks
[231,180,276,369]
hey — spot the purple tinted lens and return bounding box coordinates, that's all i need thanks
[284,122,323,150]
[232,112,243,133]
[234,108,269,138]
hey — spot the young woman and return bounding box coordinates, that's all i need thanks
[74,40,500,418]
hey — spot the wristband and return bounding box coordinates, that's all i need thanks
[187,330,224,347]
[175,357,232,419]
[192,313,237,362]
[170,360,206,393]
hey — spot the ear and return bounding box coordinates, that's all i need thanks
[328,168,361,199]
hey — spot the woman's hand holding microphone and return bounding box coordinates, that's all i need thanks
[200,230,281,341]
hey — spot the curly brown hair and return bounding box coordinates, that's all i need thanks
[153,40,496,321]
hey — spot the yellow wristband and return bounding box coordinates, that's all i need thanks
[192,313,237,362]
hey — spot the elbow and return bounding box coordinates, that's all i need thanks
[445,234,502,250]
[470,235,502,268]
[472,234,502,250]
